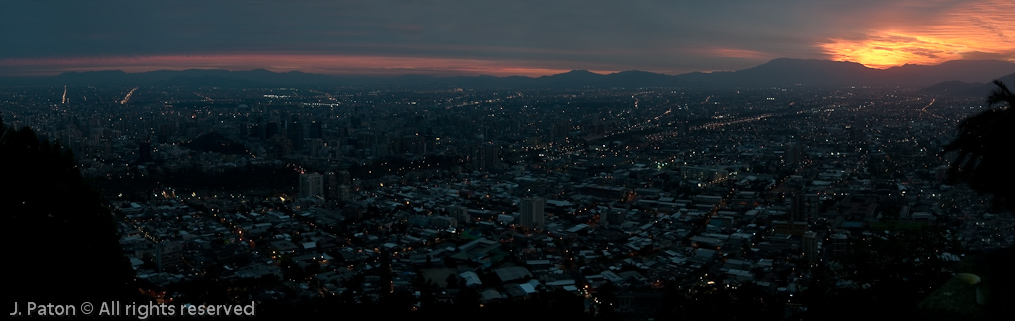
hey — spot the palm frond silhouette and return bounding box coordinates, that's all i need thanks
[942,80,1015,212]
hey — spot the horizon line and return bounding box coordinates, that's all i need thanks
[1,55,1013,79]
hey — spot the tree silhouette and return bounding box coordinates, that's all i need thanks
[446,273,459,289]
[938,80,1015,318]
[942,80,1015,212]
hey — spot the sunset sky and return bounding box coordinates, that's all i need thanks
[1,0,1012,77]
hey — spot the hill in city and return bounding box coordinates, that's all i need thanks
[180,132,251,156]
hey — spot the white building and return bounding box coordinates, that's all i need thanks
[299,172,324,199]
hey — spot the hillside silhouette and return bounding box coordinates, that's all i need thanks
[181,131,251,156]
[1,117,137,304]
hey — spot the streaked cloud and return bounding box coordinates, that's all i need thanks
[0,54,582,77]
[819,0,1015,68]
[695,48,771,59]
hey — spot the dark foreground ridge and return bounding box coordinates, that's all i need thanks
[1,117,138,304]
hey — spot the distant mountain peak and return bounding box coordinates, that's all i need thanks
[758,57,867,66]
[614,70,655,75]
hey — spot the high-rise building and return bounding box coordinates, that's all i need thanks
[791,192,806,222]
[337,170,352,186]
[288,120,305,151]
[156,241,183,272]
[600,208,609,228]
[336,185,352,202]
[324,171,338,199]
[137,140,152,163]
[600,207,627,228]
[472,142,500,172]
[519,197,546,230]
[299,172,324,199]
[265,121,278,139]
[448,205,470,223]
[790,191,818,223]
[308,121,324,139]
[802,231,818,264]
[830,232,849,258]
[785,143,806,165]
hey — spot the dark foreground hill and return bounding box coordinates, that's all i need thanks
[1,118,138,304]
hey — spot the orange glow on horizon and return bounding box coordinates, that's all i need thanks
[0,54,612,77]
[820,0,1015,69]
[821,32,978,69]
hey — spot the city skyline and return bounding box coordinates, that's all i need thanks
[3,68,1013,318]
[2,0,1013,77]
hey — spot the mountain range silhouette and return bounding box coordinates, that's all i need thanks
[2,58,1012,89]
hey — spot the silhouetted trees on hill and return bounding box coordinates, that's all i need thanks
[1,117,136,303]
[942,80,1015,213]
